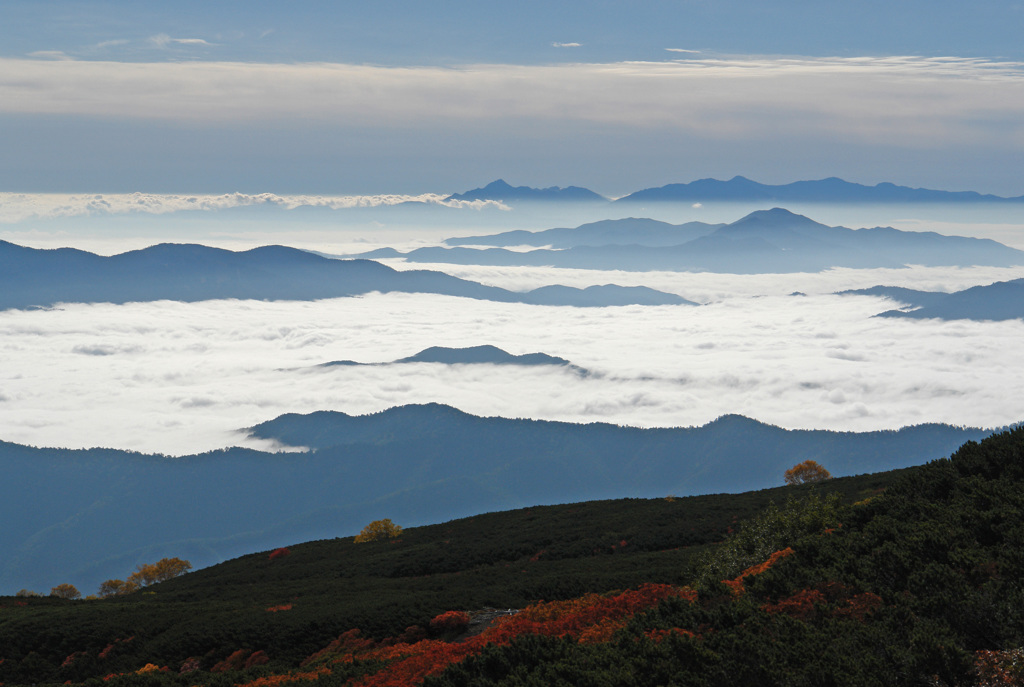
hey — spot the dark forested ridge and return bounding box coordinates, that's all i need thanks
[3,428,1024,685]
[0,241,688,310]
[0,403,1006,596]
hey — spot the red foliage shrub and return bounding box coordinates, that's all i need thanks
[98,637,133,661]
[268,548,290,561]
[398,626,427,644]
[974,648,1024,686]
[211,649,249,673]
[834,592,883,622]
[266,604,293,612]
[722,548,795,596]
[762,589,825,621]
[301,629,376,667]
[61,651,87,668]
[179,657,201,674]
[429,611,470,635]
[245,651,270,669]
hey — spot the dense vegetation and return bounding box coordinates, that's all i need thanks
[0,471,897,685]
[3,426,1023,685]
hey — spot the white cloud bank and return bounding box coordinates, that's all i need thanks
[2,55,1023,147]
[1,276,1022,455]
[0,191,507,224]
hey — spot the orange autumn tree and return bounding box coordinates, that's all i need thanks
[354,518,403,543]
[49,583,81,600]
[785,459,831,485]
[98,557,193,597]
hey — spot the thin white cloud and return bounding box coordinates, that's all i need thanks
[666,48,701,53]
[1,267,1022,455]
[552,42,582,48]
[2,55,1022,149]
[148,34,214,48]
[26,50,74,61]
[95,39,131,49]
[0,191,509,224]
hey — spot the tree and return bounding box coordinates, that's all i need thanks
[97,578,137,598]
[126,557,192,589]
[15,589,41,597]
[785,459,831,485]
[354,518,403,543]
[49,583,81,600]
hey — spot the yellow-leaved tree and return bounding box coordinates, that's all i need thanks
[49,583,81,600]
[784,460,832,485]
[98,557,193,597]
[354,518,402,543]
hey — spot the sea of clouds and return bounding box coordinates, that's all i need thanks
[2,264,1023,456]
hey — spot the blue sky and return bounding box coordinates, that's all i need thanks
[3,0,1024,195]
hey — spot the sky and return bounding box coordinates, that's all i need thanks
[3,0,1024,196]
[2,1,1024,456]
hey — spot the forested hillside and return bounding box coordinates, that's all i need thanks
[2,427,1022,685]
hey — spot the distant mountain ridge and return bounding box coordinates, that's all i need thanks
[616,175,1024,203]
[349,208,1024,273]
[0,403,1007,594]
[446,217,721,248]
[320,345,586,374]
[446,179,607,203]
[0,240,691,310]
[840,278,1024,321]
[444,176,1024,205]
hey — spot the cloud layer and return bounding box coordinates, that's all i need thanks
[3,56,1023,149]
[0,191,506,224]
[1,267,1022,456]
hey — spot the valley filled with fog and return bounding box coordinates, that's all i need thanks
[2,197,1022,455]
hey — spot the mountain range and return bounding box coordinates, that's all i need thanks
[444,177,1024,204]
[840,278,1024,321]
[349,208,1024,273]
[614,175,1024,203]
[0,240,689,310]
[0,402,1006,595]
[445,179,607,202]
[319,344,585,373]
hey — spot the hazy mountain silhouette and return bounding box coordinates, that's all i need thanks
[347,208,1024,273]
[841,279,1024,321]
[445,217,721,248]
[321,345,586,374]
[616,175,1024,203]
[447,179,606,203]
[0,240,690,310]
[0,403,1004,594]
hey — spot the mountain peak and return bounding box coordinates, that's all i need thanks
[446,181,606,203]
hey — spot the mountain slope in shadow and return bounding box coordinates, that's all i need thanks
[840,278,1024,321]
[0,241,691,310]
[348,208,1024,273]
[0,403,1006,595]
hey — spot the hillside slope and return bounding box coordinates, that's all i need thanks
[0,405,1003,595]
[0,471,899,684]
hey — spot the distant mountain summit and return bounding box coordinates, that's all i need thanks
[0,240,691,310]
[446,179,607,203]
[321,345,585,373]
[616,175,1024,203]
[348,207,1024,274]
[840,278,1024,321]
[446,217,721,248]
